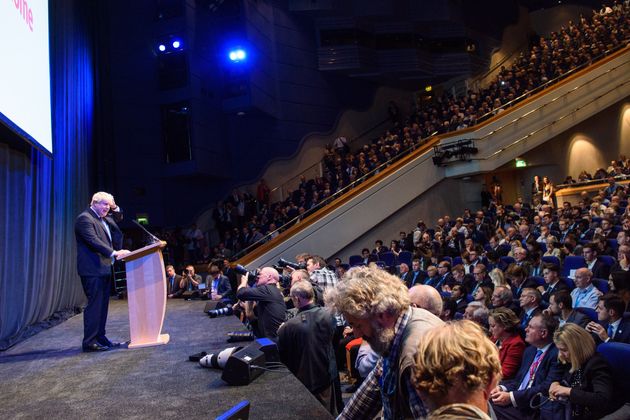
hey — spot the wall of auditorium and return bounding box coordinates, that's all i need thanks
[100,0,382,228]
[332,177,479,258]
[508,97,630,202]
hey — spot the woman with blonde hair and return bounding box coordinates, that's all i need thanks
[543,323,614,419]
[413,320,501,419]
[488,268,509,289]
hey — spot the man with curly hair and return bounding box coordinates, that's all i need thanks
[326,266,443,419]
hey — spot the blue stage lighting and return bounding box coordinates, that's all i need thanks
[228,48,247,62]
[172,40,181,49]
[158,44,166,52]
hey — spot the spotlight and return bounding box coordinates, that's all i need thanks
[158,44,166,52]
[172,40,181,49]
[229,48,247,62]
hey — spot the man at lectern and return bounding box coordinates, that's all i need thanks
[75,191,130,352]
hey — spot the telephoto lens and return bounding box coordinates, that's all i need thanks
[199,346,241,369]
[208,304,234,318]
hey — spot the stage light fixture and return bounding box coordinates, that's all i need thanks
[229,48,247,62]
[172,40,181,49]
[158,44,166,52]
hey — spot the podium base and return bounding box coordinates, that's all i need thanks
[128,333,170,349]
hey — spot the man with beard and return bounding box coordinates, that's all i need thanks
[326,266,443,419]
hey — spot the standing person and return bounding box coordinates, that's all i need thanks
[75,192,130,352]
[278,281,338,414]
[542,176,555,208]
[326,266,443,419]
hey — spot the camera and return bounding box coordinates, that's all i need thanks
[199,346,241,369]
[277,258,306,270]
[234,264,259,287]
[208,304,234,318]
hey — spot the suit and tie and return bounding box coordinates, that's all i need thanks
[541,279,570,303]
[492,343,566,419]
[75,206,123,350]
[166,274,184,298]
[594,317,630,344]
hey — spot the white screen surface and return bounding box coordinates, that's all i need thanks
[0,0,52,154]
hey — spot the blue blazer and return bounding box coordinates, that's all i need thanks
[75,208,123,277]
[501,343,566,410]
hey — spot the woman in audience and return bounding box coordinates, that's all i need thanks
[544,237,562,259]
[488,308,525,380]
[489,268,509,289]
[389,240,401,258]
[542,176,555,207]
[474,285,493,308]
[544,323,615,419]
[413,320,501,419]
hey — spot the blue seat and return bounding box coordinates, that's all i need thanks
[562,277,575,290]
[441,256,453,264]
[398,251,412,267]
[452,256,463,266]
[378,251,396,269]
[561,256,586,278]
[541,256,561,267]
[608,239,619,253]
[499,256,515,271]
[592,278,610,294]
[530,276,545,287]
[598,255,616,268]
[612,225,622,233]
[597,342,630,400]
[592,217,603,223]
[576,307,598,322]
[539,242,547,253]
[375,261,387,270]
[348,255,363,267]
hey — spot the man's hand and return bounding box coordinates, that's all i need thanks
[113,249,131,260]
[490,390,511,406]
[586,321,608,341]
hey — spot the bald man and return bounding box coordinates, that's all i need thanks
[236,267,286,340]
[408,284,443,317]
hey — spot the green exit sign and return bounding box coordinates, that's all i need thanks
[515,159,527,168]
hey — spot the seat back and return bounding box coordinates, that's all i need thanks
[597,342,630,404]
[561,256,586,278]
[592,278,610,294]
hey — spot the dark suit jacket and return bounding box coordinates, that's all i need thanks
[205,274,233,301]
[541,279,570,303]
[502,343,566,410]
[597,317,630,344]
[498,333,526,380]
[75,208,123,277]
[590,258,611,280]
[564,310,590,329]
[166,274,184,297]
[542,353,614,419]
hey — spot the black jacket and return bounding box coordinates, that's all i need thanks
[75,208,123,277]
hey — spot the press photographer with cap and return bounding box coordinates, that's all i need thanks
[236,266,286,340]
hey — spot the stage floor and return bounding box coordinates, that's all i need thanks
[0,299,333,419]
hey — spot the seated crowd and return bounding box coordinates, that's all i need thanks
[165,157,630,419]
[190,1,630,262]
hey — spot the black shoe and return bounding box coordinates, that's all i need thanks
[99,338,123,348]
[83,343,110,352]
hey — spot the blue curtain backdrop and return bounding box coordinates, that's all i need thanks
[0,0,94,349]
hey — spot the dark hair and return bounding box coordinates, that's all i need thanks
[601,293,625,317]
[611,270,630,292]
[537,312,560,337]
[551,290,572,309]
[442,298,457,319]
[543,263,560,274]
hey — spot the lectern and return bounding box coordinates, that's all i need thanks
[121,241,170,348]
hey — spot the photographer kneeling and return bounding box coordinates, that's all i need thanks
[236,267,286,341]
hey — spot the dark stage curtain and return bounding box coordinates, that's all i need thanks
[0,0,95,349]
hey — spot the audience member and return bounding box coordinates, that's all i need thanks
[278,280,338,414]
[165,265,184,299]
[543,323,614,419]
[408,285,443,317]
[488,308,526,380]
[326,266,443,419]
[490,313,565,419]
[545,290,590,328]
[236,267,286,340]
[586,293,630,344]
[413,320,501,419]
[571,267,603,310]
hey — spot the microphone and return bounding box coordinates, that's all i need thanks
[132,219,161,244]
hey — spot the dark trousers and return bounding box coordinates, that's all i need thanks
[80,275,111,347]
